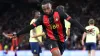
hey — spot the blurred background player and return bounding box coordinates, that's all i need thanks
[56,5,71,39]
[2,32,18,56]
[82,19,100,56]
[10,32,19,51]
[29,10,42,56]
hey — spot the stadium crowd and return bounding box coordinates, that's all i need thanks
[0,0,100,51]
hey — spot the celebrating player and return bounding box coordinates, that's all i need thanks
[7,0,85,56]
[29,10,43,56]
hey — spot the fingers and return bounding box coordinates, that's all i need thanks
[7,34,13,38]
[7,34,17,39]
[39,42,44,47]
[32,35,37,38]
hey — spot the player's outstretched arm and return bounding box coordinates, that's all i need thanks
[56,6,86,33]
[68,19,86,32]
[16,24,35,37]
[6,24,35,39]
[12,17,42,38]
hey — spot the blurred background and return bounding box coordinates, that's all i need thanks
[0,0,100,56]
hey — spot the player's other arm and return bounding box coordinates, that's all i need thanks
[56,7,86,32]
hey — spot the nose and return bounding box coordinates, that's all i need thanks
[45,9,49,13]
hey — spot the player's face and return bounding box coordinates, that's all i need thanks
[42,3,52,15]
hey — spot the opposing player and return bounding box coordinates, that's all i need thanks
[7,0,85,56]
[82,19,100,56]
[29,10,43,56]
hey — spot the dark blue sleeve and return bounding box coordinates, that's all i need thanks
[56,6,71,20]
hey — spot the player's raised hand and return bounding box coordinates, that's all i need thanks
[7,32,17,38]
[2,32,14,38]
[7,34,15,38]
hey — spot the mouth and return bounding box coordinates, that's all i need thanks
[45,12,50,15]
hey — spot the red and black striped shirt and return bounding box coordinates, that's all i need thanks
[33,9,72,42]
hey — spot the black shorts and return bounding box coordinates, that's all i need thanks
[44,38,65,55]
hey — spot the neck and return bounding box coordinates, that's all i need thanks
[49,9,53,16]
[34,16,38,19]
[34,18,37,19]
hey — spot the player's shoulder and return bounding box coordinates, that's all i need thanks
[85,26,90,29]
[30,19,37,24]
[85,26,94,30]
[94,26,98,28]
[94,26,99,30]
[32,19,37,22]
[86,25,99,30]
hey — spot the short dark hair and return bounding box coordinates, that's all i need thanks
[88,19,95,24]
[56,5,64,11]
[41,0,52,5]
[32,10,39,16]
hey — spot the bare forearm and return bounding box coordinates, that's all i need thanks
[82,32,86,41]
[37,32,45,37]
[2,32,8,37]
[98,34,100,40]
[33,32,45,38]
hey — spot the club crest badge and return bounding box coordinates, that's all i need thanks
[55,17,59,21]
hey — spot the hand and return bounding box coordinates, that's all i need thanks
[65,36,68,41]
[32,35,37,38]
[82,47,86,51]
[7,34,17,38]
[39,42,44,47]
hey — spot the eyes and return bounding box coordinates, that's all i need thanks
[42,7,50,11]
[42,3,51,11]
